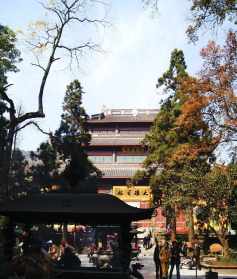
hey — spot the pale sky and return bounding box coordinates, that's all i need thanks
[0,0,230,151]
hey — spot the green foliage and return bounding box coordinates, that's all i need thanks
[54,80,91,156]
[144,49,213,172]
[30,141,59,191]
[187,0,237,42]
[131,170,147,185]
[157,49,187,92]
[0,24,22,88]
[0,24,21,149]
[141,1,236,42]
[0,25,22,196]
[197,164,237,227]
[142,49,215,238]
[144,98,180,169]
[52,80,100,191]
[28,80,99,193]
[195,164,237,257]
[143,50,189,234]
[216,255,237,264]
[9,149,29,196]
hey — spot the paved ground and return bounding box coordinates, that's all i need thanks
[80,252,237,279]
[139,255,237,279]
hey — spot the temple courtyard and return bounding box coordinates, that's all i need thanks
[139,256,237,279]
[78,252,237,279]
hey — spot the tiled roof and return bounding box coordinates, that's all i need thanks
[0,194,154,223]
[88,114,157,123]
[90,137,143,146]
[88,109,158,123]
[95,164,143,178]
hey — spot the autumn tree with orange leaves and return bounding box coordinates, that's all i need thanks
[143,49,216,241]
[176,31,237,257]
[177,31,237,155]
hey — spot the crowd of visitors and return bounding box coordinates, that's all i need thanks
[5,224,203,279]
[10,224,122,277]
[153,235,201,279]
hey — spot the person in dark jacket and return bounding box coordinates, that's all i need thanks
[169,240,181,279]
[160,241,170,279]
[58,247,81,269]
[153,238,162,279]
[193,243,201,270]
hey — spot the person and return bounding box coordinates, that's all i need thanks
[191,235,199,248]
[143,236,148,249]
[153,238,161,279]
[203,229,209,255]
[97,238,103,250]
[160,241,170,279]
[181,241,187,257]
[193,243,201,270]
[59,240,66,258]
[110,234,120,269]
[147,231,152,249]
[12,239,52,279]
[169,240,181,279]
[48,242,59,262]
[88,243,97,263]
[191,235,201,269]
[58,247,81,269]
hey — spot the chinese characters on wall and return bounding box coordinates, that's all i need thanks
[112,186,152,202]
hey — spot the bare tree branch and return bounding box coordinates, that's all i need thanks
[15,121,51,135]
[57,41,99,52]
[31,55,46,72]
[70,16,108,25]
[39,1,64,24]
[15,0,108,127]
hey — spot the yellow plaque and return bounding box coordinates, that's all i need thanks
[113,186,152,202]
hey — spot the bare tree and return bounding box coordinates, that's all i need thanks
[1,0,108,197]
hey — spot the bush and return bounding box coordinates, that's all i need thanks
[217,255,237,264]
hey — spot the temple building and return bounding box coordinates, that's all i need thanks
[86,108,187,233]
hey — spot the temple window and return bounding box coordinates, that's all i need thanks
[88,156,113,164]
[116,156,146,163]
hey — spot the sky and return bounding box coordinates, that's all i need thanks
[0,0,230,151]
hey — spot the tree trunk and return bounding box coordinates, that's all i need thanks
[170,214,177,241]
[219,236,230,258]
[167,206,176,241]
[187,207,194,242]
[1,126,15,198]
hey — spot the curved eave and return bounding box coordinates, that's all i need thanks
[89,143,142,147]
[0,193,154,225]
[87,120,154,124]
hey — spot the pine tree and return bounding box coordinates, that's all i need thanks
[30,141,59,192]
[29,80,99,193]
[52,80,99,192]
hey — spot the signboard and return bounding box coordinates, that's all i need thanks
[122,147,145,153]
[112,186,152,202]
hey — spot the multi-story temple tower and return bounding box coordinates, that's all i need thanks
[86,108,186,233]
